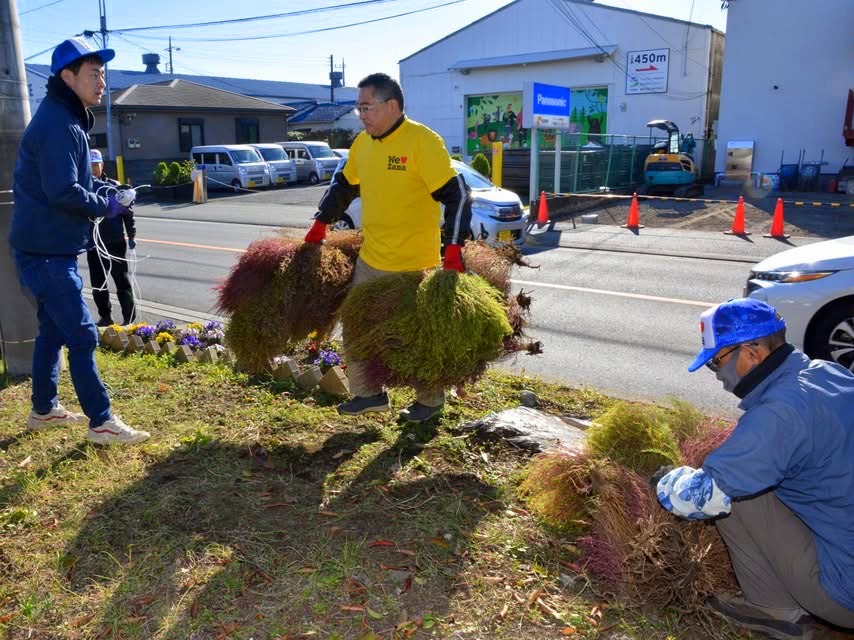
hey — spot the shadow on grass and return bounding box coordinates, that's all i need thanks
[58,421,497,639]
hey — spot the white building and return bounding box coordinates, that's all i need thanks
[715,0,854,183]
[400,0,724,177]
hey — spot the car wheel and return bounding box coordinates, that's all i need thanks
[231,179,241,193]
[806,298,854,372]
[330,215,355,232]
[308,172,319,185]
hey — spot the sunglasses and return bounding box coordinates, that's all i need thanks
[706,345,741,372]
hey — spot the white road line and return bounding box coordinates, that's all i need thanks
[510,278,713,307]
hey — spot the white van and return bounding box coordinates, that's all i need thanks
[250,143,296,187]
[190,145,270,191]
[278,141,340,184]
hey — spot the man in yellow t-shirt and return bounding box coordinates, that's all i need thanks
[304,72,471,423]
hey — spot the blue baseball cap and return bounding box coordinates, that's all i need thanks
[50,37,115,74]
[688,298,786,372]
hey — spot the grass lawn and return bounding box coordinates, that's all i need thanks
[0,350,739,640]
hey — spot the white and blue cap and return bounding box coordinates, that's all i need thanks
[89,149,103,163]
[51,37,115,74]
[688,298,786,372]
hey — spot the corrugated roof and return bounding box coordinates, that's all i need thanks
[288,102,356,124]
[449,45,617,71]
[87,79,293,113]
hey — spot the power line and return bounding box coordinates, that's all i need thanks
[113,0,406,33]
[19,0,64,16]
[115,0,468,44]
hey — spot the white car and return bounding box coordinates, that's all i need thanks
[744,235,854,371]
[329,159,526,246]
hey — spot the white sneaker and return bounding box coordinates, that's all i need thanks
[86,415,150,445]
[27,403,87,431]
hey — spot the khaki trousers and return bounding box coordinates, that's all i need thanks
[344,258,445,407]
[716,491,854,628]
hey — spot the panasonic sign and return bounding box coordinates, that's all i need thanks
[523,82,571,130]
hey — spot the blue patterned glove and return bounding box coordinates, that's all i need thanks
[127,237,136,250]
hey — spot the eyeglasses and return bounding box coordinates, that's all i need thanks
[354,99,388,115]
[706,345,741,372]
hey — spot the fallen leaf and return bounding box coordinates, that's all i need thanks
[481,576,503,583]
[561,627,577,636]
[430,537,449,548]
[480,451,489,463]
[368,539,396,548]
[394,549,416,557]
[536,598,564,622]
[317,510,339,517]
[341,605,365,613]
[498,603,509,620]
[17,456,32,468]
[296,566,316,574]
[527,589,543,607]
[190,598,200,618]
[331,449,353,459]
[379,563,410,571]
[262,502,292,509]
[0,612,17,624]
[365,606,384,620]
[398,574,413,595]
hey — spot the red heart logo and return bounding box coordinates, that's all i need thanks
[400,156,407,164]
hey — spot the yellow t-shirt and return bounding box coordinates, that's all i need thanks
[343,118,457,272]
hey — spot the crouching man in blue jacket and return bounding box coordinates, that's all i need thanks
[654,298,854,639]
[9,37,149,445]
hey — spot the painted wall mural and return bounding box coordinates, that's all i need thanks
[465,87,609,154]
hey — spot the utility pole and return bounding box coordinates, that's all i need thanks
[99,0,115,160]
[0,0,37,375]
[165,36,180,74]
[329,54,334,103]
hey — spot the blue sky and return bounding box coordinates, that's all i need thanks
[18,0,728,86]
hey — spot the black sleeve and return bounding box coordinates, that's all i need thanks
[314,164,360,223]
[432,173,471,246]
[123,209,136,239]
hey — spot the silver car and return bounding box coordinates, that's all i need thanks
[330,159,526,246]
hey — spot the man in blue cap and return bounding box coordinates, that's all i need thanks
[654,298,854,639]
[9,37,149,445]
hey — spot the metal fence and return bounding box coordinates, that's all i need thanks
[489,132,711,200]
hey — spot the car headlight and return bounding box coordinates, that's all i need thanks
[238,166,247,173]
[749,270,837,283]
[263,167,270,174]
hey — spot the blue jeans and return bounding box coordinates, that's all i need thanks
[14,252,111,428]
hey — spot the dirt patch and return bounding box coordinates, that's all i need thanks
[545,192,854,239]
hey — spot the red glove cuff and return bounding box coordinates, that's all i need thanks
[443,244,464,272]
[304,219,327,244]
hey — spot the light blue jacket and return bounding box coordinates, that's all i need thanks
[659,350,854,610]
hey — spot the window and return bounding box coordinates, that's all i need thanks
[235,117,259,144]
[217,153,232,166]
[179,118,204,152]
[90,133,107,148]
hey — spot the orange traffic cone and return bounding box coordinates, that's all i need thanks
[536,191,549,227]
[764,198,790,239]
[724,196,751,235]
[621,193,644,229]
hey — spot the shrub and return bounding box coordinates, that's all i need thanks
[585,401,682,475]
[153,162,169,185]
[339,269,513,389]
[450,154,463,162]
[471,152,491,178]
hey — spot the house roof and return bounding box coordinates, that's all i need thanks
[89,79,294,114]
[449,45,618,72]
[25,63,357,107]
[288,102,356,124]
